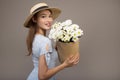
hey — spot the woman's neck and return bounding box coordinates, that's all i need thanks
[36,26,46,36]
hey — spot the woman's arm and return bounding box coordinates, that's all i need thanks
[38,54,79,80]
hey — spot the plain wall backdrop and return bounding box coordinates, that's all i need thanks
[0,0,120,80]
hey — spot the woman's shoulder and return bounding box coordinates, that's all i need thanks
[33,34,52,53]
[34,34,51,44]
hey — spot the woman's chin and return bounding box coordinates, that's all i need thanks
[44,28,50,30]
[46,26,51,30]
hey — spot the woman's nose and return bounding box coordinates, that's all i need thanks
[47,17,53,22]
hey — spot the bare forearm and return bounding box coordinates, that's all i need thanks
[39,53,80,80]
[39,63,66,80]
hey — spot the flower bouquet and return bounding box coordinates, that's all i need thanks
[49,19,83,63]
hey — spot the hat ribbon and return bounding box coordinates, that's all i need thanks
[32,6,49,13]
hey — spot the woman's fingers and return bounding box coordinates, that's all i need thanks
[73,59,79,65]
[72,54,80,64]
[63,53,80,68]
[69,54,79,63]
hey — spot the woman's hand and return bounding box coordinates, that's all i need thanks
[62,53,80,68]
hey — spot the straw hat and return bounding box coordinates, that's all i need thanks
[24,2,61,28]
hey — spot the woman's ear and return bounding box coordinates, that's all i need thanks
[32,17,37,23]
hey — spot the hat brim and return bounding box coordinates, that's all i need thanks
[24,7,61,28]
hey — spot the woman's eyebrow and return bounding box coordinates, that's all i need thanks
[39,13,47,15]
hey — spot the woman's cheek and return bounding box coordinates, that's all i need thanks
[37,20,44,26]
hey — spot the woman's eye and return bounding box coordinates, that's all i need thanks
[39,15,53,18]
[41,15,46,18]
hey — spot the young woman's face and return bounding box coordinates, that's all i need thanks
[35,10,53,30]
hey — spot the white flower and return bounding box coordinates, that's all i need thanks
[48,19,83,42]
[72,37,79,42]
[64,34,71,42]
[70,24,79,30]
[61,19,72,26]
[52,22,61,29]
[77,29,83,36]
[65,19,72,25]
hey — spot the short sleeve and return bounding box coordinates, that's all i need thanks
[39,39,52,56]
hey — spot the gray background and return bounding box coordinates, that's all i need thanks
[0,0,120,80]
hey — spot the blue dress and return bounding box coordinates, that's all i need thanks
[27,34,58,80]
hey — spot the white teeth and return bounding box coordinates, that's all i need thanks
[45,23,51,27]
[46,23,51,27]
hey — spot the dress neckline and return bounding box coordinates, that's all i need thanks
[35,34,49,39]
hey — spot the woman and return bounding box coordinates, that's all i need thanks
[24,3,79,80]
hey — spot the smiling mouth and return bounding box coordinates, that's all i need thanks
[45,23,51,27]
